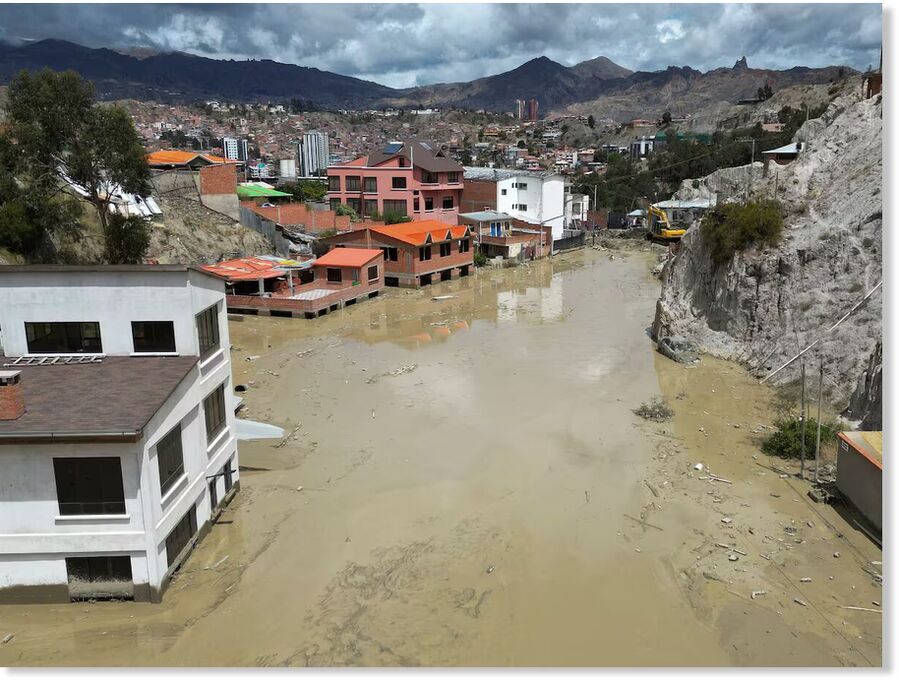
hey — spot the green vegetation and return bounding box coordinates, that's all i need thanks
[1,68,151,263]
[334,203,360,221]
[700,199,784,265]
[473,251,487,267]
[573,101,830,214]
[279,179,327,203]
[103,214,150,264]
[761,416,840,460]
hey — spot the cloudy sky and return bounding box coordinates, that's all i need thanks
[0,3,882,88]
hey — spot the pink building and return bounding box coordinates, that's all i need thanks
[327,141,463,225]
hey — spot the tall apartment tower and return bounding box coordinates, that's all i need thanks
[221,137,249,162]
[527,99,539,122]
[298,131,330,177]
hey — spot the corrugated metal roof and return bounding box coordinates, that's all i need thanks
[653,199,713,210]
[236,185,292,198]
[762,142,802,156]
[463,166,558,181]
[459,211,514,222]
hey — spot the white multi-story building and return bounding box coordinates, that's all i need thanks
[463,167,565,241]
[0,266,239,603]
[298,131,330,177]
[564,191,591,228]
[221,136,249,162]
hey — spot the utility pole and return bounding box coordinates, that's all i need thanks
[800,361,807,480]
[814,359,824,484]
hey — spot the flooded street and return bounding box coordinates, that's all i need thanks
[0,248,881,667]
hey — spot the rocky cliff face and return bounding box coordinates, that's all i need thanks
[653,88,882,420]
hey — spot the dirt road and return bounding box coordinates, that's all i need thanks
[0,248,881,666]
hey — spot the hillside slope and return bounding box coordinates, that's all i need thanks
[652,89,882,424]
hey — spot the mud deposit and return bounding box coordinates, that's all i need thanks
[0,249,881,667]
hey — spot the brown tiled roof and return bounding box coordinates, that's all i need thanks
[0,356,198,442]
[367,141,462,173]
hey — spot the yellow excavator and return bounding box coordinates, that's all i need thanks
[646,199,713,244]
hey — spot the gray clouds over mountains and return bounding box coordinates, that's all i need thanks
[0,3,882,88]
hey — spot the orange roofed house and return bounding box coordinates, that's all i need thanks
[321,220,473,288]
[200,251,384,319]
[326,141,463,225]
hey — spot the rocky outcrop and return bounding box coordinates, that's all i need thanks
[845,341,882,429]
[653,90,882,411]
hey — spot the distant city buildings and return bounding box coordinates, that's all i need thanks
[298,131,331,177]
[515,98,539,122]
[221,137,249,162]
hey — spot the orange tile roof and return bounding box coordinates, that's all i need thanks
[147,150,232,166]
[370,220,469,246]
[315,248,382,268]
[200,257,288,281]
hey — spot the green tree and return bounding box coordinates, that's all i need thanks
[587,115,595,129]
[660,111,673,126]
[280,179,327,202]
[5,69,151,262]
[102,213,150,264]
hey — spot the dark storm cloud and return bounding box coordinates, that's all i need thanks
[0,3,882,88]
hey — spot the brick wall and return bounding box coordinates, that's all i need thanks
[199,164,237,196]
[249,203,353,234]
[0,380,25,421]
[460,180,498,214]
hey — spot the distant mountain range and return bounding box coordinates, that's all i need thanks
[0,39,852,119]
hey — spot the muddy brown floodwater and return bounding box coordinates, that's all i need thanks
[0,248,882,667]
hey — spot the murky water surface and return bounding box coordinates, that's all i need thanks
[0,250,881,666]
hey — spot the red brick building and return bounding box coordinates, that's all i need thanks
[244,202,352,234]
[322,220,473,287]
[201,251,384,319]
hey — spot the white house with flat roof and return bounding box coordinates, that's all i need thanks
[463,167,565,241]
[0,265,239,603]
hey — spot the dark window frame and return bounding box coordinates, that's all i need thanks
[327,175,341,192]
[382,199,408,216]
[25,322,102,354]
[381,246,398,262]
[424,196,434,211]
[345,175,361,192]
[391,176,407,189]
[419,245,432,261]
[421,170,438,184]
[131,321,176,354]
[459,238,471,253]
[447,171,460,183]
[442,196,454,210]
[326,268,343,283]
[439,242,451,257]
[363,177,377,193]
[165,505,198,569]
[156,423,185,496]
[203,383,227,445]
[367,265,379,282]
[196,304,220,359]
[53,457,126,516]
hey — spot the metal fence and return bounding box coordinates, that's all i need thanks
[552,232,585,253]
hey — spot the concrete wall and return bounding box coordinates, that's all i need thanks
[836,440,882,532]
[0,269,223,357]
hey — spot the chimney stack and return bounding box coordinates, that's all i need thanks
[0,370,25,420]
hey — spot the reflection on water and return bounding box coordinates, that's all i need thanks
[347,258,567,348]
